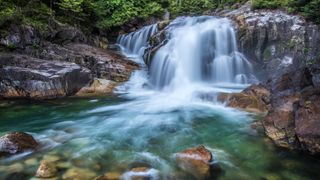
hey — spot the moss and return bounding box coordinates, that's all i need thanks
[32,43,40,49]
[304,101,312,108]
[303,48,310,55]
[7,43,16,51]
[263,47,272,61]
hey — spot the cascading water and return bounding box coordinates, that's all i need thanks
[117,24,158,62]
[149,16,254,91]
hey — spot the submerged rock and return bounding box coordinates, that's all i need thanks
[0,132,38,158]
[62,167,96,180]
[175,145,221,179]
[94,172,122,180]
[35,160,58,178]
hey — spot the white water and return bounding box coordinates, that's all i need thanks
[117,16,256,100]
[149,17,255,91]
[117,24,158,63]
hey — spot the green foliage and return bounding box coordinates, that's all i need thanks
[1,0,320,33]
[0,0,17,26]
[169,0,216,16]
[252,0,320,24]
[292,0,320,24]
[252,0,289,9]
[94,0,164,29]
[0,0,53,30]
[7,43,16,51]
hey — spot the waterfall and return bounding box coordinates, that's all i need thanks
[117,16,256,96]
[149,16,255,90]
[117,24,158,59]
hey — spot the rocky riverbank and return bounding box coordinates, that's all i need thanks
[0,22,139,100]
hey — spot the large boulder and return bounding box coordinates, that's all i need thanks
[261,67,320,153]
[0,54,93,100]
[295,94,320,154]
[175,145,221,179]
[219,84,270,113]
[0,132,38,158]
[33,43,139,82]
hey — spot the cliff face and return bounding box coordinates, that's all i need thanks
[218,3,320,154]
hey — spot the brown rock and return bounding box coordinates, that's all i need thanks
[295,97,320,154]
[262,93,301,149]
[0,132,38,157]
[36,160,58,178]
[175,145,220,179]
[62,167,96,180]
[94,172,121,180]
[219,85,270,113]
[76,78,118,97]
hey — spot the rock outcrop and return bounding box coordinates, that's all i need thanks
[0,23,139,99]
[217,2,320,154]
[0,132,38,158]
[0,54,93,99]
[219,84,270,113]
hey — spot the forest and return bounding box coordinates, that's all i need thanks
[1,0,320,32]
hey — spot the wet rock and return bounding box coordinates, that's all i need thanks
[56,161,72,170]
[295,96,320,154]
[0,54,93,100]
[94,172,122,180]
[62,167,96,180]
[262,93,301,149]
[76,78,118,96]
[0,132,38,157]
[43,154,61,163]
[3,163,25,173]
[219,84,270,113]
[24,158,39,166]
[261,68,320,154]
[175,145,221,179]
[35,160,58,178]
